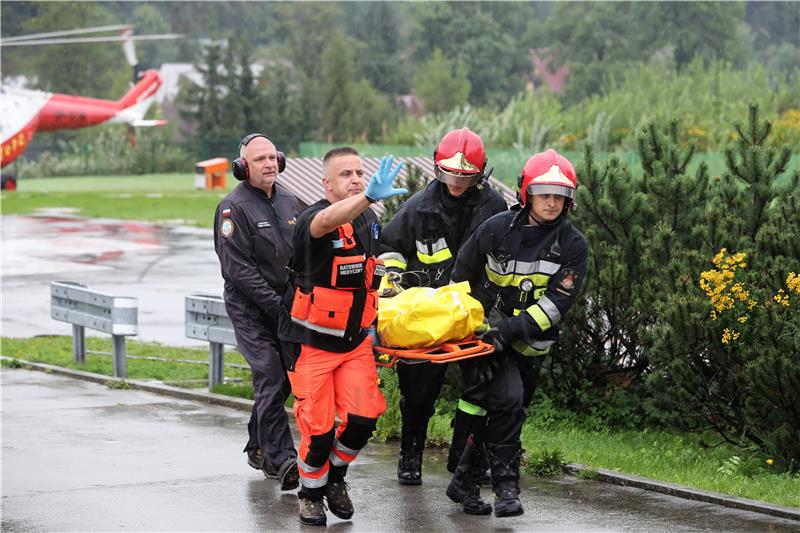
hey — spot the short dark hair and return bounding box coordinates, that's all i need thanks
[323,147,360,166]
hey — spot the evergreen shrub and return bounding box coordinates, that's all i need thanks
[547,104,799,470]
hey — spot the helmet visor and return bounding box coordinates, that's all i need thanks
[435,166,482,188]
[526,183,575,199]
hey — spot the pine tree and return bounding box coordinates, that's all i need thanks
[546,144,654,418]
[647,104,800,472]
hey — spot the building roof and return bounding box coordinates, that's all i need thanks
[276,156,517,216]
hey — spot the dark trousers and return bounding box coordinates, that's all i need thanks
[397,361,448,430]
[459,352,540,450]
[226,299,296,471]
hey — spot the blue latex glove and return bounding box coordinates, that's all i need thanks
[365,156,408,202]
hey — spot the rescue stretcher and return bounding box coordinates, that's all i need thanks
[374,336,495,368]
[374,273,494,368]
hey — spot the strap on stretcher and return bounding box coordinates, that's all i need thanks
[374,336,494,368]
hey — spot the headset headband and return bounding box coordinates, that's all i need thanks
[240,133,269,148]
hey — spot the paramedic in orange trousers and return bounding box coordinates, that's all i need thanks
[278,148,408,526]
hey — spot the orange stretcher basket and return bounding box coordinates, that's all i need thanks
[374,336,494,368]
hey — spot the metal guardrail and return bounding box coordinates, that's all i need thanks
[185,294,237,390]
[50,281,138,378]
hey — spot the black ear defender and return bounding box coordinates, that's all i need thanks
[516,174,524,206]
[232,133,286,181]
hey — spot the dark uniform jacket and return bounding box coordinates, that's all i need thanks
[452,208,588,357]
[282,200,381,355]
[214,180,299,326]
[379,180,507,289]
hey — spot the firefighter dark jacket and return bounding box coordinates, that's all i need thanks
[379,180,507,289]
[214,180,299,324]
[452,208,588,357]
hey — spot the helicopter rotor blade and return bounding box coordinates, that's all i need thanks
[1,34,184,47]
[0,24,133,43]
[120,28,137,67]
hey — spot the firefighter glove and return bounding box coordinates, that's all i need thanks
[365,156,408,202]
[477,327,508,353]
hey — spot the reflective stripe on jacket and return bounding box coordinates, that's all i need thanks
[452,208,588,356]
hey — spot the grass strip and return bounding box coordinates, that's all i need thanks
[0,336,250,385]
[520,422,800,509]
[2,174,232,228]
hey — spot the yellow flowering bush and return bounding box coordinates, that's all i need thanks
[770,108,800,148]
[644,105,800,473]
[699,249,799,345]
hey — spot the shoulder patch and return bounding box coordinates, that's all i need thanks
[559,269,577,291]
[221,218,235,238]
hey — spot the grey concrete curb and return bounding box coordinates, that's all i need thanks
[4,356,798,522]
[563,465,799,521]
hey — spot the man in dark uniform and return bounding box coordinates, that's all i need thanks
[446,149,589,517]
[279,148,407,526]
[379,128,507,485]
[213,133,299,490]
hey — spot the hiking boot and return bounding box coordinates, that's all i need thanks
[298,497,326,526]
[397,426,424,485]
[325,480,354,519]
[277,456,300,491]
[248,449,280,480]
[247,449,264,471]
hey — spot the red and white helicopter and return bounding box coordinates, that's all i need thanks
[0,25,181,189]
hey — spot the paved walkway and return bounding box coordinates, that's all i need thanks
[2,213,221,347]
[3,368,797,532]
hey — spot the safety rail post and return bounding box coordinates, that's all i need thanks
[72,324,86,364]
[185,294,237,390]
[50,281,138,378]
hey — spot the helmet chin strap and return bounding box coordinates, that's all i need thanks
[527,206,564,227]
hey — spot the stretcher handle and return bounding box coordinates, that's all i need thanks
[374,336,494,368]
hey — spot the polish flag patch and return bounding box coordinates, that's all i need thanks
[222,208,231,217]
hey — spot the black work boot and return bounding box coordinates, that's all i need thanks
[446,437,492,515]
[326,465,354,519]
[397,426,425,485]
[447,410,477,473]
[277,456,300,491]
[488,444,524,517]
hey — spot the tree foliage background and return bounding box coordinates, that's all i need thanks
[2,1,797,163]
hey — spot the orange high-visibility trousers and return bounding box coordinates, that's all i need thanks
[288,336,386,489]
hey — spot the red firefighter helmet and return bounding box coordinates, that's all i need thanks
[518,149,577,211]
[433,127,487,188]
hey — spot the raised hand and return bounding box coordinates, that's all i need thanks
[365,155,408,202]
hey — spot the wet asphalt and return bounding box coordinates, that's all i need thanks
[2,213,222,347]
[3,368,798,532]
[2,213,799,531]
